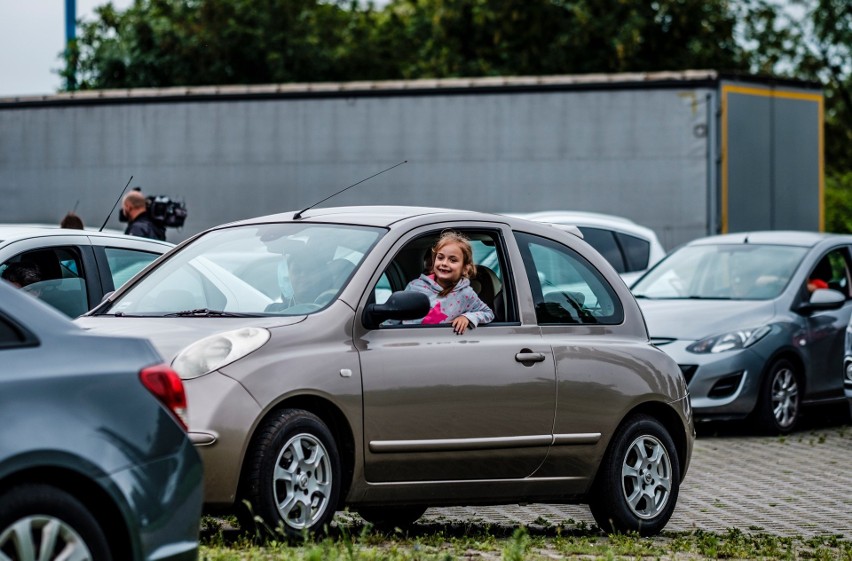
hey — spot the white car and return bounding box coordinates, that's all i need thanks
[505,211,667,285]
[0,225,172,317]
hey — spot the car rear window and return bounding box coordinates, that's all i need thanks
[577,227,626,273]
[616,232,651,272]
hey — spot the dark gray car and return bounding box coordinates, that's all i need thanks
[0,281,203,561]
[632,231,852,434]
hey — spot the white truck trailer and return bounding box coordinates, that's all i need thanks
[0,70,823,247]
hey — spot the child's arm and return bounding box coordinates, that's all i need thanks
[461,290,495,328]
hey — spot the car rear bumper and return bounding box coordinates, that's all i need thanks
[106,438,203,561]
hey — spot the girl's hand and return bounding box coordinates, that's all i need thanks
[452,315,470,335]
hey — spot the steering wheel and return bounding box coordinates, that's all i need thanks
[313,289,339,306]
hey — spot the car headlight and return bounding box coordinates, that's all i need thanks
[172,327,270,379]
[686,326,771,354]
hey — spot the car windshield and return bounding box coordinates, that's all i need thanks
[632,243,807,300]
[104,223,383,316]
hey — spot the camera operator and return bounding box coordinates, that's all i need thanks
[122,190,166,241]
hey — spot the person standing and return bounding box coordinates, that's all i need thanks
[60,212,84,229]
[122,190,166,241]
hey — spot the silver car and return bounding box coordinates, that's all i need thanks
[0,225,172,317]
[632,231,852,434]
[77,206,693,537]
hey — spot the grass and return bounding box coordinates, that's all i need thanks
[199,517,852,560]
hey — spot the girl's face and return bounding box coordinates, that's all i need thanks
[432,241,466,288]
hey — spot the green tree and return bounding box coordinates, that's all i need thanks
[64,0,751,88]
[373,0,747,78]
[63,0,383,89]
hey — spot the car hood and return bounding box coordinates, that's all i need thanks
[637,298,777,341]
[75,316,305,361]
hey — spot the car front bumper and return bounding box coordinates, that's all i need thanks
[654,340,766,420]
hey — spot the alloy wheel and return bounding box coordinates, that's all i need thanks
[771,367,799,429]
[272,433,333,531]
[620,434,673,519]
[0,515,92,561]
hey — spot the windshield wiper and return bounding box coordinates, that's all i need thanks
[164,308,256,317]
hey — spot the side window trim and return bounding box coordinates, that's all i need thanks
[0,312,39,349]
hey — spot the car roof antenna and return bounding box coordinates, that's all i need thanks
[293,160,407,220]
[99,175,134,232]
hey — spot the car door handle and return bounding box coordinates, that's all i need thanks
[515,350,546,364]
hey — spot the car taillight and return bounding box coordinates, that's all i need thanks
[140,364,189,431]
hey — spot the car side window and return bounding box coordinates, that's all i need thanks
[1,247,89,318]
[374,229,515,325]
[808,248,852,298]
[616,232,651,272]
[104,247,161,290]
[516,232,623,325]
[578,227,626,273]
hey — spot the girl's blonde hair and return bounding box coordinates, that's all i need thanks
[431,231,476,296]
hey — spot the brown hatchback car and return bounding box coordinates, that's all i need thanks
[77,206,694,537]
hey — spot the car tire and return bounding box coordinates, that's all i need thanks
[241,409,341,539]
[588,414,680,536]
[754,358,800,435]
[356,505,428,532]
[0,483,111,561]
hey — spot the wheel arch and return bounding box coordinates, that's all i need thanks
[238,394,356,511]
[761,349,806,396]
[0,466,134,560]
[606,401,690,483]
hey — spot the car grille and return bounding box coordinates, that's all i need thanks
[678,364,697,385]
[708,371,744,398]
[651,337,676,347]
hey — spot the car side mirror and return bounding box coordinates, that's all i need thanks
[796,288,846,314]
[363,291,430,329]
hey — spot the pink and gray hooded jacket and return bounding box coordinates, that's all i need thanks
[401,274,494,328]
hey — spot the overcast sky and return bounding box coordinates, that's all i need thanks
[0,0,133,97]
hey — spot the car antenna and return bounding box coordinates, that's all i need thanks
[293,160,407,220]
[99,175,133,232]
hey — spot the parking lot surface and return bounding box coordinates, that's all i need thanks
[416,423,852,537]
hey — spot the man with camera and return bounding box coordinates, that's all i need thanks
[121,190,167,241]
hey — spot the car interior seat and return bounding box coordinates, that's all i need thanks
[472,265,503,322]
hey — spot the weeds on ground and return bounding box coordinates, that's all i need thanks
[200,519,852,560]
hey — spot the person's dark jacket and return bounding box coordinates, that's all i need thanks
[125,212,166,241]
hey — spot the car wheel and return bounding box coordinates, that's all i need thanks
[0,483,111,561]
[241,409,341,539]
[356,505,427,532]
[755,358,800,435]
[589,414,680,536]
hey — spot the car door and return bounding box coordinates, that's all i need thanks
[0,236,101,317]
[356,224,556,482]
[801,245,852,399]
